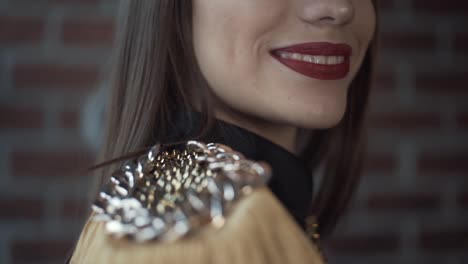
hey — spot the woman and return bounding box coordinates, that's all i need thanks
[68,0,378,263]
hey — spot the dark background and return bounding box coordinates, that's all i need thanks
[0,0,467,263]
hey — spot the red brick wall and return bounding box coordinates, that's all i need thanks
[0,1,113,263]
[0,0,466,263]
[326,1,468,263]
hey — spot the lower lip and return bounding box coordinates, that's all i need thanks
[270,53,350,80]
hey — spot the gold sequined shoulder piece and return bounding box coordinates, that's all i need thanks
[91,141,271,243]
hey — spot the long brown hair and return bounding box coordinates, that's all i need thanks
[93,0,379,238]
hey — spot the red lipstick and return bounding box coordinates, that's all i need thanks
[270,42,352,80]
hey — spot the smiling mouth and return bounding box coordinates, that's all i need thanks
[275,52,345,65]
[270,42,352,80]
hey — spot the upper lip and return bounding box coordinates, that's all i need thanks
[270,42,352,56]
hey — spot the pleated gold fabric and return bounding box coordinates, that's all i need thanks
[70,187,325,264]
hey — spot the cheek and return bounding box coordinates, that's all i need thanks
[355,0,376,49]
[192,0,284,96]
[346,0,376,82]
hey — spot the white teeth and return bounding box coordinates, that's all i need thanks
[327,56,337,64]
[303,55,314,63]
[315,56,326,64]
[276,52,345,65]
[291,53,302,60]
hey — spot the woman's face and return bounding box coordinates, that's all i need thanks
[192,0,376,130]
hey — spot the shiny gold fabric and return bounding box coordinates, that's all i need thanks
[70,187,325,264]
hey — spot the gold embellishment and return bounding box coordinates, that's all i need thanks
[91,141,271,242]
[305,215,320,241]
[305,215,328,263]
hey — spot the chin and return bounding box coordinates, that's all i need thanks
[298,115,345,130]
[290,103,348,130]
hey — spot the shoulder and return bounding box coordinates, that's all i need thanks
[71,189,324,264]
[70,140,325,263]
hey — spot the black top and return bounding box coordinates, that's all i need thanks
[64,111,315,264]
[164,111,314,230]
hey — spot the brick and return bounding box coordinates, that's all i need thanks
[415,72,468,95]
[456,112,468,130]
[369,112,442,131]
[454,33,468,53]
[418,152,468,175]
[11,240,74,263]
[0,105,43,129]
[412,0,468,15]
[372,71,397,92]
[62,19,114,46]
[13,64,99,91]
[0,17,44,44]
[377,0,394,11]
[49,0,98,3]
[61,199,88,218]
[457,193,468,209]
[11,150,94,178]
[61,110,80,129]
[379,32,436,52]
[419,229,468,251]
[328,233,400,253]
[367,193,440,210]
[363,153,397,174]
[0,197,43,220]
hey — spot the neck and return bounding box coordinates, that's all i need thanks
[213,109,298,154]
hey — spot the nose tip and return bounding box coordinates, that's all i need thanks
[334,5,354,24]
[300,0,355,26]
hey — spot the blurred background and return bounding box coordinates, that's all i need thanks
[0,0,467,263]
